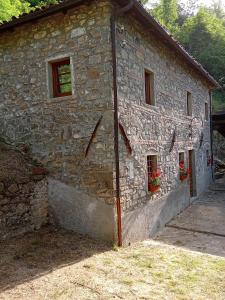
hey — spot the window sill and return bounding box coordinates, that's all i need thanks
[47,94,75,102]
[141,103,160,112]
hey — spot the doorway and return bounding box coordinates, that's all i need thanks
[188,150,197,198]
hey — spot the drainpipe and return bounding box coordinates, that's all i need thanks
[209,90,214,181]
[110,0,134,247]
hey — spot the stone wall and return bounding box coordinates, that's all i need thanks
[0,1,116,241]
[0,0,214,244]
[0,142,48,239]
[115,15,213,244]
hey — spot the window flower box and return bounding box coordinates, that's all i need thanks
[207,157,212,166]
[179,161,189,182]
[149,170,161,193]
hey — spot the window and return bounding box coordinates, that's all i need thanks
[206,150,211,166]
[179,152,185,164]
[179,152,189,182]
[147,155,157,191]
[187,92,192,116]
[51,59,72,98]
[179,152,185,179]
[145,69,154,105]
[205,102,209,121]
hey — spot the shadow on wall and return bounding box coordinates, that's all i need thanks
[0,226,112,293]
[122,182,191,245]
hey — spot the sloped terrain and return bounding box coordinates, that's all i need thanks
[0,141,48,239]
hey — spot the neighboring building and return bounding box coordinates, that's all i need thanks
[0,0,219,245]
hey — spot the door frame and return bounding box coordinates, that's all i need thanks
[188,149,197,198]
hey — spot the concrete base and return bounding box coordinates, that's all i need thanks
[122,184,190,245]
[48,178,115,242]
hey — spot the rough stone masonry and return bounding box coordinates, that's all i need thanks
[0,141,48,239]
[116,15,214,243]
[0,0,216,244]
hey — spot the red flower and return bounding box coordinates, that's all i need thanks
[179,161,185,169]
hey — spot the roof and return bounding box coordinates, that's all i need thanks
[0,0,220,88]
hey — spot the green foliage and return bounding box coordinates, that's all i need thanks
[26,0,58,8]
[151,0,225,112]
[0,0,30,22]
[213,90,225,112]
[0,0,58,23]
[177,8,225,111]
[151,0,179,33]
[162,0,178,26]
[177,8,225,77]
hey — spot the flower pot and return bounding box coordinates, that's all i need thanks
[207,158,212,166]
[180,174,188,181]
[149,185,160,193]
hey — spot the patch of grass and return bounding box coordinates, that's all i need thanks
[1,229,225,300]
[121,278,133,286]
[102,258,113,266]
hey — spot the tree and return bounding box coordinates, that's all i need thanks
[178,8,225,80]
[0,0,30,22]
[0,0,59,23]
[26,0,58,7]
[151,0,178,33]
[177,8,225,111]
[162,0,178,25]
[210,0,225,19]
[177,0,199,25]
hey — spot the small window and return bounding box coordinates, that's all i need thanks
[145,69,154,105]
[187,92,192,116]
[147,155,157,192]
[179,152,185,164]
[205,102,209,121]
[51,59,72,98]
[179,152,189,181]
[206,150,211,166]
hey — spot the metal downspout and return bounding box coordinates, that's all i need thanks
[110,0,134,247]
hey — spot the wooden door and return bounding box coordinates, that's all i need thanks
[189,150,197,197]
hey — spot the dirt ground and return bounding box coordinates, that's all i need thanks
[156,180,225,258]
[1,179,225,300]
[1,226,225,300]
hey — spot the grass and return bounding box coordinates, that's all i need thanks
[1,227,225,300]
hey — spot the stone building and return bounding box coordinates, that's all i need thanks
[0,0,219,245]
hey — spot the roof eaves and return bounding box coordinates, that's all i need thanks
[129,0,219,88]
[0,0,90,32]
[0,0,220,88]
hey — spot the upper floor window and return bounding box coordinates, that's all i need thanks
[205,102,209,121]
[145,69,155,106]
[187,92,192,116]
[51,59,72,98]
